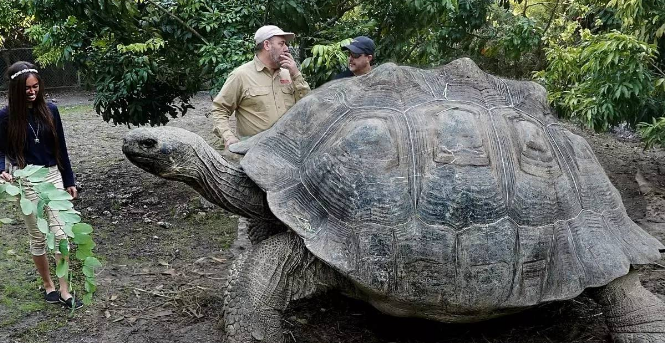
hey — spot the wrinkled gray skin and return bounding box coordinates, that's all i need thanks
[123,58,665,343]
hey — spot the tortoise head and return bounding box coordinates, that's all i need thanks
[122,126,207,183]
[123,126,275,220]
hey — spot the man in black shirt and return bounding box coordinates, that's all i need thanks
[333,36,375,80]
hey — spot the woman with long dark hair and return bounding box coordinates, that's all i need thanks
[0,61,82,309]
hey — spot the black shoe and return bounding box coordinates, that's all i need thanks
[59,295,83,309]
[44,291,60,304]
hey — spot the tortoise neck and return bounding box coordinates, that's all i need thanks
[192,145,275,221]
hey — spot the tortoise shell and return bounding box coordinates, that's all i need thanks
[241,58,663,314]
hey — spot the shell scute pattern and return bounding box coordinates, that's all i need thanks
[241,58,664,311]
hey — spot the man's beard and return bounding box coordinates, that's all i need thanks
[269,49,281,69]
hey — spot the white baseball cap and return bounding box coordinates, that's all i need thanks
[254,25,295,44]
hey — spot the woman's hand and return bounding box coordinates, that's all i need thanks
[66,186,78,199]
[0,171,12,183]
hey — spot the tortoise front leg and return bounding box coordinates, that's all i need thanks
[591,270,665,343]
[246,218,287,245]
[222,232,341,343]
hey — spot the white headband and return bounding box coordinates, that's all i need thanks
[10,68,38,80]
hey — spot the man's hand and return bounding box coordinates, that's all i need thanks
[279,52,299,77]
[225,136,240,148]
[66,186,78,199]
[0,171,12,183]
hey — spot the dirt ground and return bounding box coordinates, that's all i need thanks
[0,90,664,343]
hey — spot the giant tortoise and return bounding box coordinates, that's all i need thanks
[122,58,665,343]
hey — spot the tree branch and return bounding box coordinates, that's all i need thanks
[144,0,208,44]
[651,61,665,78]
[402,39,424,61]
[542,0,561,37]
[323,0,360,28]
[525,1,558,10]
[522,0,528,16]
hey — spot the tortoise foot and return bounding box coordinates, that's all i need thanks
[592,271,665,343]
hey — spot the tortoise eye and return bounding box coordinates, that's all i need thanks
[139,138,157,150]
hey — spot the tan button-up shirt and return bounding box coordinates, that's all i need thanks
[211,56,310,141]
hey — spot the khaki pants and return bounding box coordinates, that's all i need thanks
[8,165,68,256]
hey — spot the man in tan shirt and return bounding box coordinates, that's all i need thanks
[211,25,311,147]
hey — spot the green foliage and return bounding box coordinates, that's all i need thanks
[26,0,261,126]
[472,3,545,78]
[537,31,659,130]
[0,0,31,48]
[358,0,462,64]
[24,0,487,122]
[638,116,665,148]
[0,165,100,306]
[531,0,665,146]
[301,38,352,87]
[20,0,665,146]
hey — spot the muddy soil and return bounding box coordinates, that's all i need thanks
[0,90,664,343]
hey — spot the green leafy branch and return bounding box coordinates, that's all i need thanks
[0,165,100,305]
[301,38,353,87]
[638,117,665,149]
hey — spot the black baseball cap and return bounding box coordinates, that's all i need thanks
[342,36,375,55]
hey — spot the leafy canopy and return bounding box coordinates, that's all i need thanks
[24,0,475,124]
[18,0,665,147]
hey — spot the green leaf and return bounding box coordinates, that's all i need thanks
[62,223,75,238]
[47,232,56,250]
[72,223,93,235]
[59,212,81,224]
[14,165,42,177]
[47,200,74,210]
[83,256,102,268]
[56,259,69,278]
[82,265,95,277]
[84,256,102,268]
[45,189,73,201]
[85,279,97,293]
[20,198,34,215]
[36,200,46,219]
[73,234,93,245]
[35,182,57,193]
[37,217,49,234]
[59,239,70,256]
[83,293,93,305]
[5,184,20,196]
[27,168,49,182]
[76,247,94,260]
[0,218,13,224]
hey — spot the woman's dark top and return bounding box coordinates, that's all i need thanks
[0,103,76,187]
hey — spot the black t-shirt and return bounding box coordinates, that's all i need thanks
[0,103,76,187]
[332,69,354,80]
